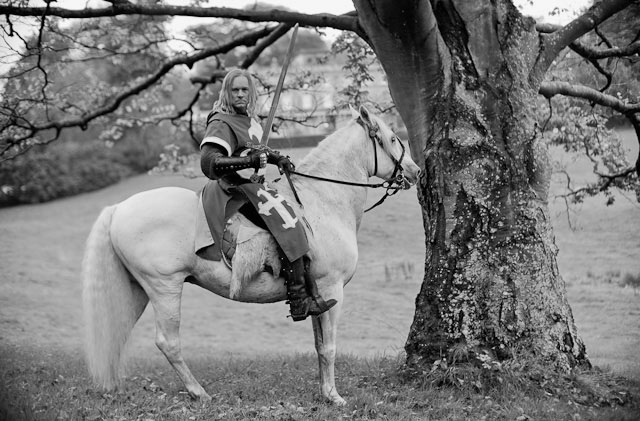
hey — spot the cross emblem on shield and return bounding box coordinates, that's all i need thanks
[256,188,299,229]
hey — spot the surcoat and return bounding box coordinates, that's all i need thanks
[198,111,309,262]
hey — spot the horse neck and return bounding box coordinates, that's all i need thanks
[295,123,372,219]
[299,122,371,182]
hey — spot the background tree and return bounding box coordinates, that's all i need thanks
[535,3,640,208]
[0,7,198,203]
[1,0,638,378]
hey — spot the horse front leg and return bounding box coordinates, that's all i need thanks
[148,282,211,402]
[311,283,345,405]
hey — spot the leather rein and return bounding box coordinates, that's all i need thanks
[284,117,409,213]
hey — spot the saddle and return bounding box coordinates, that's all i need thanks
[194,180,309,265]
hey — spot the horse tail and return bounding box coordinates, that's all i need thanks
[82,205,148,391]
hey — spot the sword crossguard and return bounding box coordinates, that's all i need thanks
[248,143,272,153]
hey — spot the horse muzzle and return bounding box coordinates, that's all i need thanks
[400,167,420,188]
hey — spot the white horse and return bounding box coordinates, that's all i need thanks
[82,105,420,405]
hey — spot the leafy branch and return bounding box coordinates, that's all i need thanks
[530,0,635,85]
[0,24,281,160]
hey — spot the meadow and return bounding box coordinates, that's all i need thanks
[0,130,639,419]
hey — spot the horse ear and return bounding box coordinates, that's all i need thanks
[359,105,372,125]
[349,105,359,119]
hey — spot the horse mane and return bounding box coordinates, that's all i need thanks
[297,118,364,175]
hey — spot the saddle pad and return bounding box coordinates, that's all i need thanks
[194,192,216,260]
[196,180,309,262]
[235,182,309,261]
[195,192,267,263]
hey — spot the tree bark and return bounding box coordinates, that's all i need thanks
[355,0,589,372]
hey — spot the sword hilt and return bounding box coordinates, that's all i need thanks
[250,167,266,184]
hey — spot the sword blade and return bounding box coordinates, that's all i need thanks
[259,23,299,147]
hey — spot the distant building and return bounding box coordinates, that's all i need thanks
[194,46,406,148]
[256,48,405,147]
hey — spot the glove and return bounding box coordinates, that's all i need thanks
[275,155,295,174]
[265,149,295,174]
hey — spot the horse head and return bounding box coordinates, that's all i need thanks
[353,105,421,187]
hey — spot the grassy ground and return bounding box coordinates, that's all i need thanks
[1,346,638,420]
[1,131,639,419]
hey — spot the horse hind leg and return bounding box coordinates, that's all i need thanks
[143,274,211,401]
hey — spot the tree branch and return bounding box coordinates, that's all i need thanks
[554,167,636,204]
[539,81,640,115]
[597,167,636,187]
[187,23,294,85]
[573,39,640,59]
[529,0,635,86]
[239,22,293,68]
[167,84,206,147]
[540,81,640,177]
[537,23,640,60]
[568,41,613,92]
[0,25,277,160]
[0,3,361,33]
[34,0,53,118]
[189,70,228,86]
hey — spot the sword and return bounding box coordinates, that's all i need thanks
[251,23,299,183]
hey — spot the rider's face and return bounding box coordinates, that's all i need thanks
[230,76,250,114]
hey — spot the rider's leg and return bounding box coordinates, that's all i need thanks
[282,255,336,322]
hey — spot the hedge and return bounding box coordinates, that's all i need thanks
[0,141,156,207]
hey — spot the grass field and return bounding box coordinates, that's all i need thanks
[1,130,639,419]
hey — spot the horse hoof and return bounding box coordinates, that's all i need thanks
[189,390,212,403]
[326,394,346,406]
[197,393,212,406]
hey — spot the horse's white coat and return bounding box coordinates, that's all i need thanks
[82,106,420,405]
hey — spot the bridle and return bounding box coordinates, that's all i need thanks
[355,116,406,184]
[285,116,411,212]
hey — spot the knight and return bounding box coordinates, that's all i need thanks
[199,69,336,321]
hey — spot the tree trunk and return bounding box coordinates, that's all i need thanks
[355,0,590,372]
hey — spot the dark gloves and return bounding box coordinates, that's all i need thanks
[274,155,295,174]
[265,149,294,174]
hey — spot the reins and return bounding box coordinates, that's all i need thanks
[283,117,409,213]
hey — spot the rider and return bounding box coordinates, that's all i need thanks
[200,69,336,321]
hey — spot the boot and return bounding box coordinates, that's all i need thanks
[282,256,337,322]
